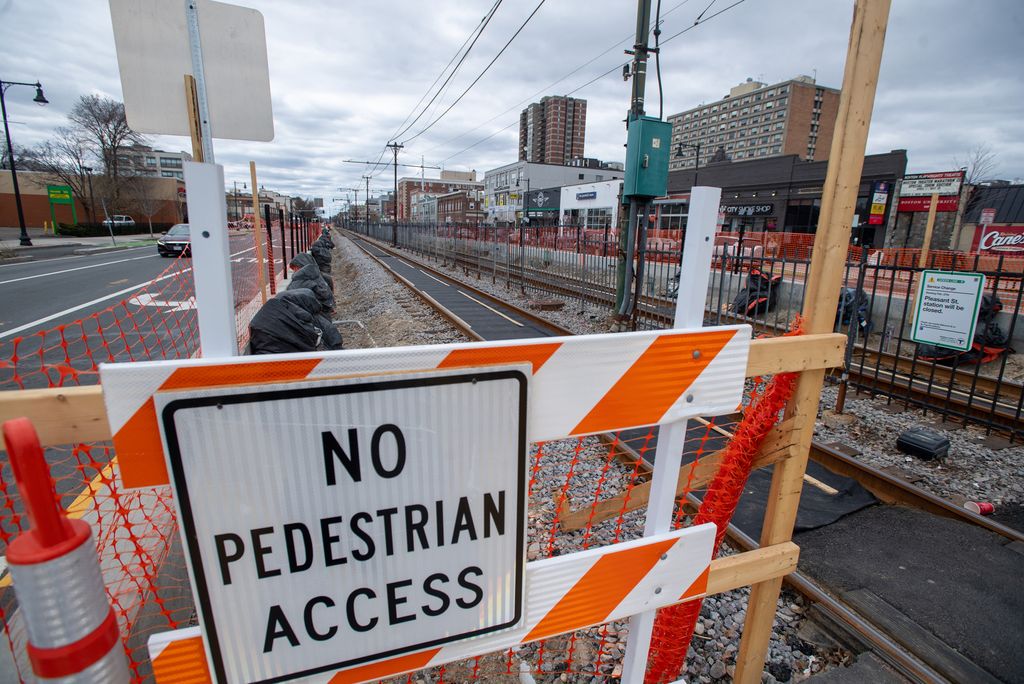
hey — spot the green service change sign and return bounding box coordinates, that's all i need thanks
[911,270,986,352]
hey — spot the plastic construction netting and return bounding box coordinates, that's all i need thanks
[0,225,798,683]
[0,225,301,681]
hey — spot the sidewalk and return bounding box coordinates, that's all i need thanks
[0,226,251,257]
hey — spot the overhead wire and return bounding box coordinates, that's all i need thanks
[399,0,548,146]
[362,0,503,178]
[440,0,748,164]
[424,0,696,156]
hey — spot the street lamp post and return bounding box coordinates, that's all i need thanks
[84,167,96,224]
[675,141,701,185]
[1,79,48,246]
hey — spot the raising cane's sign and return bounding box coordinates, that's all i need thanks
[972,225,1024,254]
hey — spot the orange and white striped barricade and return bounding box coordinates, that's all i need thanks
[1,418,131,683]
[99,324,750,682]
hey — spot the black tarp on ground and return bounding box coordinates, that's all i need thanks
[249,288,342,354]
[288,256,335,311]
[311,237,333,275]
[276,288,342,350]
[249,297,321,354]
[618,419,876,535]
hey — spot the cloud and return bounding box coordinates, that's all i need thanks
[2,0,1021,209]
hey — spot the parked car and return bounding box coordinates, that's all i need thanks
[157,223,191,257]
[102,215,136,227]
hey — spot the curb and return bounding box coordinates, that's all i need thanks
[0,255,34,264]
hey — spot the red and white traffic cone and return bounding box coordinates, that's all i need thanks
[2,418,130,683]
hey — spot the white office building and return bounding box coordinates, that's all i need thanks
[559,180,623,230]
[484,161,623,224]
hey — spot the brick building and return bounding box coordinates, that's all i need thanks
[667,76,840,171]
[518,96,587,165]
[436,189,485,225]
[396,171,481,220]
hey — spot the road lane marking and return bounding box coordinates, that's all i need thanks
[457,290,524,327]
[0,253,159,285]
[0,245,154,270]
[0,245,255,339]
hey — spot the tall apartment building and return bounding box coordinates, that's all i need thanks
[667,76,840,172]
[518,96,587,165]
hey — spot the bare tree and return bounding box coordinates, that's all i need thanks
[126,177,162,237]
[953,143,998,185]
[68,95,142,180]
[32,127,97,222]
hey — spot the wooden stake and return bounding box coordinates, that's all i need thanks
[734,2,892,682]
[918,192,939,268]
[249,161,268,305]
[184,75,204,163]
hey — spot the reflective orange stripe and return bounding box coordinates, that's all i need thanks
[328,648,441,683]
[437,343,562,374]
[151,636,210,684]
[680,565,710,600]
[524,538,677,642]
[571,330,736,436]
[161,359,322,390]
[116,359,322,488]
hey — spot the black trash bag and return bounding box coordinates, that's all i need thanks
[311,238,333,275]
[248,297,321,355]
[319,227,335,248]
[729,268,782,316]
[288,256,335,311]
[276,288,343,350]
[835,287,872,334]
[916,294,1013,365]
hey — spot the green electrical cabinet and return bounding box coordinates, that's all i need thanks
[623,115,672,199]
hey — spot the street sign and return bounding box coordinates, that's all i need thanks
[900,171,964,197]
[47,185,73,203]
[156,367,528,683]
[109,0,274,141]
[979,207,996,225]
[911,270,985,352]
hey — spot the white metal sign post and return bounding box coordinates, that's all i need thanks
[911,270,986,352]
[156,367,529,684]
[621,185,722,682]
[109,0,275,357]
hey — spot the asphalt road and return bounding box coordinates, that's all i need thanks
[0,235,267,391]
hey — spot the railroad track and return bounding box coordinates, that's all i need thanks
[407,242,1022,438]
[348,231,1021,684]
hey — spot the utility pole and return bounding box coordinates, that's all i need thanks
[363,174,371,230]
[615,0,654,315]
[386,141,403,246]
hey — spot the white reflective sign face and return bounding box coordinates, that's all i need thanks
[157,368,528,684]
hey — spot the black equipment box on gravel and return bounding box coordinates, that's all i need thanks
[896,427,950,461]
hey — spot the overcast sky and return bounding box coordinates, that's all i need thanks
[2,0,1022,214]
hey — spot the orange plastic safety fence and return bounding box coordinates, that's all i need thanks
[0,227,305,683]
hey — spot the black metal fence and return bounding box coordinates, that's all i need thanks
[350,221,1022,440]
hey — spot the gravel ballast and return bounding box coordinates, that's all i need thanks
[337,233,851,682]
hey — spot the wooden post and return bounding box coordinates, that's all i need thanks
[249,161,268,305]
[733,2,891,682]
[183,75,204,163]
[918,192,939,268]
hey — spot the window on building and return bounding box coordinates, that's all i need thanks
[784,198,820,233]
[765,101,774,109]
[778,97,787,107]
[742,97,750,104]
[145,156,157,166]
[159,156,182,168]
[766,89,775,97]
[753,104,761,112]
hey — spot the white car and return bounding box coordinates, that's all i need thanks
[103,215,136,227]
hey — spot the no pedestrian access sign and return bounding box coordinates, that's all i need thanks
[156,367,528,684]
[911,270,986,352]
